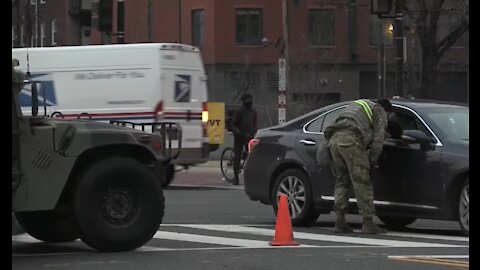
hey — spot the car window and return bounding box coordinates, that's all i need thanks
[425,108,468,141]
[305,116,324,132]
[321,107,346,132]
[389,108,434,139]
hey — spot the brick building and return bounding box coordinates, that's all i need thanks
[12,0,468,127]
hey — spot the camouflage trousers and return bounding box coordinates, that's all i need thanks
[328,131,376,218]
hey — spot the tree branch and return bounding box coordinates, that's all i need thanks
[436,20,469,57]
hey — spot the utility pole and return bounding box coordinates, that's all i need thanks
[178,0,182,43]
[15,0,21,47]
[394,0,405,97]
[117,0,125,43]
[378,37,385,98]
[148,0,152,42]
[35,0,38,47]
[25,0,32,47]
[278,0,289,124]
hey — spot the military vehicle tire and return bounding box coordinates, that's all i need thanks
[15,211,79,242]
[271,168,320,226]
[73,157,165,252]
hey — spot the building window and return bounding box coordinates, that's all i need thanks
[192,9,204,47]
[308,9,335,46]
[40,22,45,47]
[236,9,263,46]
[51,18,57,45]
[370,15,393,46]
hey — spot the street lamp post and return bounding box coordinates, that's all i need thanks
[371,0,405,97]
[394,0,405,97]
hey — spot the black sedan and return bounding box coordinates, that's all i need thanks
[244,98,469,235]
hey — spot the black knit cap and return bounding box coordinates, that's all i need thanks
[377,98,393,112]
[241,93,253,103]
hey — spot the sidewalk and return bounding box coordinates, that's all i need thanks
[168,160,244,190]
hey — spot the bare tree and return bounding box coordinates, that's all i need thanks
[404,0,469,98]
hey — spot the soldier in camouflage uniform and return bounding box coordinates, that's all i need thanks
[324,98,392,234]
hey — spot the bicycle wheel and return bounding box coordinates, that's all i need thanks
[220,147,236,182]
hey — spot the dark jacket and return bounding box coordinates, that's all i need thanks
[231,105,257,142]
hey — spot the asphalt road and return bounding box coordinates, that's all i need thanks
[13,187,469,270]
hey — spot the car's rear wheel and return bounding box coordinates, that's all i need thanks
[271,168,319,226]
[458,178,469,236]
[378,216,417,230]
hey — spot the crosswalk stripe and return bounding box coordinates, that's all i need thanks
[389,255,469,259]
[153,231,315,248]
[176,224,466,248]
[385,232,468,242]
[318,227,469,242]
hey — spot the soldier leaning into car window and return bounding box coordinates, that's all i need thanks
[231,93,257,186]
[324,98,393,234]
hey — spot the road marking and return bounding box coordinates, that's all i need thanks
[152,231,315,248]
[389,255,468,259]
[389,255,469,268]
[176,224,466,247]
[12,224,469,257]
[385,232,469,242]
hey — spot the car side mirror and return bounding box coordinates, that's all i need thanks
[401,130,435,151]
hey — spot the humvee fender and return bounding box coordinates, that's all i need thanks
[13,120,166,212]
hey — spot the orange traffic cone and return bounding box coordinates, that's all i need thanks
[269,194,300,246]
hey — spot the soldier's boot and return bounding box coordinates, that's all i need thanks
[362,217,387,234]
[334,214,353,233]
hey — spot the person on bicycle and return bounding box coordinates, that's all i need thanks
[231,93,257,185]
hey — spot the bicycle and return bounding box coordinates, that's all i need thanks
[220,144,248,184]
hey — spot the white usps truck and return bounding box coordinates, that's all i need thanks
[12,43,210,166]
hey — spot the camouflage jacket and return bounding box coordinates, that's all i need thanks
[324,99,388,164]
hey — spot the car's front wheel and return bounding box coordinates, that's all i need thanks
[73,157,165,251]
[271,168,319,226]
[458,178,469,236]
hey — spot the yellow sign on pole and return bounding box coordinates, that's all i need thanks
[207,102,225,145]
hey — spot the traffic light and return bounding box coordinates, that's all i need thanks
[98,0,113,32]
[371,0,392,15]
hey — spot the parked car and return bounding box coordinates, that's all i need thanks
[244,98,469,235]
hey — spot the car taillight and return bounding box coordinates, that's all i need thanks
[202,101,209,139]
[248,139,260,153]
[202,101,208,123]
[155,100,164,121]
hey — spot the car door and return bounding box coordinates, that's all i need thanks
[295,106,347,202]
[371,105,444,211]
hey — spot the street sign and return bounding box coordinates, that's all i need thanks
[278,107,286,124]
[278,92,286,106]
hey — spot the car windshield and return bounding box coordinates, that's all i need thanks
[424,107,469,141]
